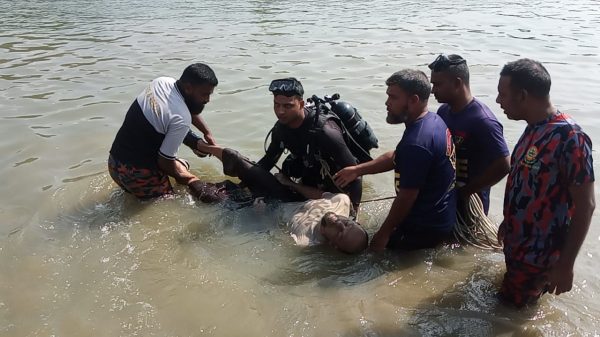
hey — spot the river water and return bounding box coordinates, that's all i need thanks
[1,0,599,336]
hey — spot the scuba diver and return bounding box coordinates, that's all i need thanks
[186,142,369,254]
[184,77,378,210]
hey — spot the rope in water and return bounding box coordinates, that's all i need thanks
[454,193,502,250]
[360,193,502,250]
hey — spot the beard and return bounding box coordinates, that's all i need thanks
[386,105,409,124]
[185,98,206,115]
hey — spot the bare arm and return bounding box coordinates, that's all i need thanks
[370,187,419,252]
[334,150,395,188]
[547,181,595,295]
[460,155,510,198]
[157,155,198,185]
[191,114,216,145]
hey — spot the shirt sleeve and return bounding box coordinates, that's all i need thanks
[158,115,189,159]
[560,130,595,185]
[477,118,510,159]
[395,144,433,189]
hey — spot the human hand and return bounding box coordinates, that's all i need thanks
[193,139,212,158]
[204,133,217,146]
[369,230,390,253]
[188,180,224,203]
[333,166,359,188]
[546,259,575,295]
[274,173,294,187]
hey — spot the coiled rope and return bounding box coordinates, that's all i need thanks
[454,193,502,250]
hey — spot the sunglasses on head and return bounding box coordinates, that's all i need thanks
[428,54,466,71]
[269,78,304,97]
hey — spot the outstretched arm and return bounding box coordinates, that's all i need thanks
[157,155,198,185]
[191,114,216,145]
[334,150,395,188]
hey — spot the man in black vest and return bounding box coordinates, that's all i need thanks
[185,78,362,208]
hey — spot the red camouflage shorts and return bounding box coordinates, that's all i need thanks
[108,155,175,199]
[499,259,550,308]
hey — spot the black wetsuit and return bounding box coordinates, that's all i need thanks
[184,107,362,206]
[256,106,362,206]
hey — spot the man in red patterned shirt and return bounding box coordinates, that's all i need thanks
[496,58,595,307]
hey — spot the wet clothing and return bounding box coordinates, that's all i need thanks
[278,193,352,246]
[437,98,509,213]
[499,259,549,308]
[109,77,192,197]
[108,154,173,198]
[389,111,457,249]
[110,77,191,168]
[191,148,305,205]
[502,112,594,269]
[257,106,362,205]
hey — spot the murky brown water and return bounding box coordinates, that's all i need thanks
[1,0,599,336]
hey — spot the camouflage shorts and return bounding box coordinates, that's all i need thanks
[499,259,549,308]
[108,155,176,199]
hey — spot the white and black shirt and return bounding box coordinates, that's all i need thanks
[110,77,191,168]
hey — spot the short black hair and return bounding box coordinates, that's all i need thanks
[179,63,218,87]
[431,54,470,86]
[385,69,431,101]
[500,58,551,97]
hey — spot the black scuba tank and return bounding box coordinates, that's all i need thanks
[329,100,378,150]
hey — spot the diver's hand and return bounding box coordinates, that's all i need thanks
[204,132,217,146]
[333,166,359,188]
[274,173,294,187]
[369,229,390,253]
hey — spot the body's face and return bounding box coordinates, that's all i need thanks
[320,212,366,254]
[273,95,305,127]
[385,85,410,124]
[184,83,215,114]
[430,71,455,104]
[496,76,523,120]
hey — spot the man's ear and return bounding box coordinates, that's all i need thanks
[517,88,528,103]
[408,94,420,105]
[453,76,464,89]
[298,98,305,109]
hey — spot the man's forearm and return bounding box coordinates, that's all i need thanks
[192,114,211,135]
[377,188,419,236]
[462,155,510,196]
[157,156,198,185]
[559,182,595,266]
[357,150,395,176]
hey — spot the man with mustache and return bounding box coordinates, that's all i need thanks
[496,58,595,307]
[108,63,218,199]
[335,69,457,252]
